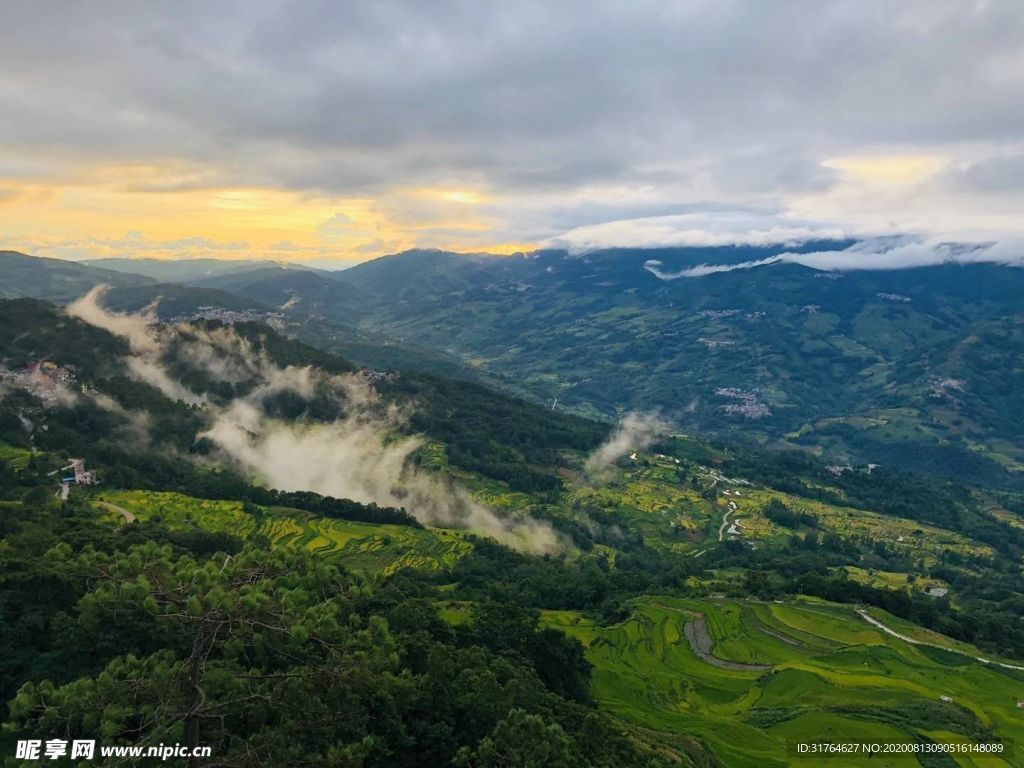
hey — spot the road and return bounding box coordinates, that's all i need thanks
[857,609,1024,671]
[96,500,137,524]
[717,508,732,542]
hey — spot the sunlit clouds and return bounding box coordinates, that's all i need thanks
[2,1,1024,262]
[0,167,534,265]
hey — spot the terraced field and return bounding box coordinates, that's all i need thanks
[0,443,33,470]
[93,490,472,574]
[542,596,1024,767]
[557,452,994,569]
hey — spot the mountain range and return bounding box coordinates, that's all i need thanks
[3,289,1024,765]
[5,245,1024,489]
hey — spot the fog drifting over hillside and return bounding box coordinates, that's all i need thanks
[585,412,671,480]
[66,286,563,553]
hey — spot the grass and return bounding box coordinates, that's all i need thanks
[547,449,991,570]
[541,595,1024,767]
[92,489,472,574]
[0,443,33,470]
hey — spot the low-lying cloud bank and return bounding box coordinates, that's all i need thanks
[202,390,561,553]
[543,211,1024,277]
[643,236,1024,280]
[546,212,849,253]
[65,287,564,553]
[68,287,203,404]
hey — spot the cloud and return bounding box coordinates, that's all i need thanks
[643,236,1024,278]
[783,238,1024,271]
[67,286,205,403]
[947,153,1024,193]
[89,391,153,445]
[645,255,783,279]
[202,384,562,553]
[67,285,159,354]
[547,212,849,253]
[3,2,1024,257]
[65,292,563,552]
[584,412,671,478]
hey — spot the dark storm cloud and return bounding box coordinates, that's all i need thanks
[1,0,1023,244]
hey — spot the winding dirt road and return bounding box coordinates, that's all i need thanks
[857,609,1024,671]
[718,508,733,542]
[96,500,137,524]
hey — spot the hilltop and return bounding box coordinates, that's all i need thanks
[0,250,152,302]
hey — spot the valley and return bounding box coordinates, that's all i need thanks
[5,7,1023,765]
[2,265,1024,766]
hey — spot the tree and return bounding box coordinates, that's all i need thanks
[454,709,573,768]
[8,543,402,767]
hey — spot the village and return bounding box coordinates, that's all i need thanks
[0,360,80,407]
[52,458,96,501]
[714,387,772,419]
[172,306,286,330]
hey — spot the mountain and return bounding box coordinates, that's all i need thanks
[7,246,1024,489]
[0,250,153,302]
[0,249,281,321]
[3,296,1024,764]
[100,281,271,319]
[331,246,1024,488]
[82,256,304,283]
[4,297,1024,764]
[0,250,488,388]
[186,264,505,382]
[187,265,374,316]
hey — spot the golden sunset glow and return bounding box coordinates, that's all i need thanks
[0,166,536,264]
[823,154,949,185]
[2,3,1021,265]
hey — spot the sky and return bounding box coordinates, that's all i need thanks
[2,0,1023,267]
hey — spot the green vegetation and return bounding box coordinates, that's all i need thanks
[4,294,1024,765]
[1,513,657,767]
[93,489,471,574]
[542,596,1023,767]
[297,248,1024,489]
[0,444,32,471]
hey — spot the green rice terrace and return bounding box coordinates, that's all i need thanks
[541,596,1024,767]
[92,489,472,574]
[554,447,993,566]
[59,444,1024,766]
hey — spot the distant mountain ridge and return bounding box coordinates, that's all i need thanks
[5,245,1024,487]
[329,244,1024,487]
[82,256,312,283]
[0,248,493,388]
[0,250,154,302]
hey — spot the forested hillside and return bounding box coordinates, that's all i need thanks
[295,246,1024,489]
[2,297,1024,765]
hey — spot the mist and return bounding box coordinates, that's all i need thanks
[643,237,1024,280]
[584,411,671,479]
[203,380,562,553]
[66,285,159,354]
[65,287,564,553]
[645,256,782,280]
[547,212,848,253]
[67,286,205,404]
